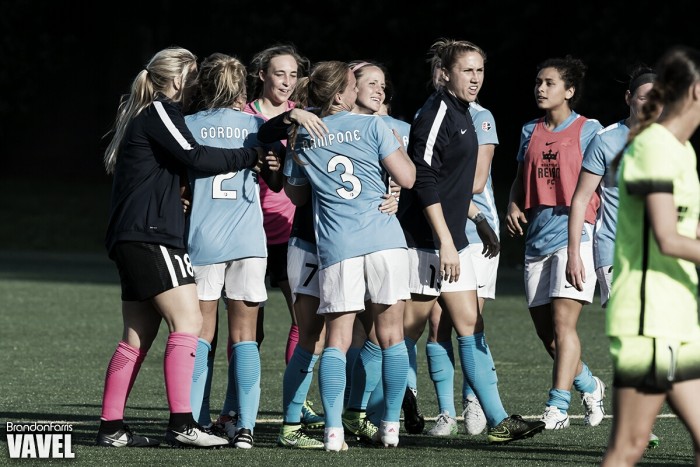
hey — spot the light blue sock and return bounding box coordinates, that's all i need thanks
[457,333,508,427]
[344,347,361,408]
[197,343,216,426]
[282,346,318,424]
[221,343,238,416]
[233,341,260,431]
[426,341,456,417]
[573,362,597,394]
[347,340,382,411]
[319,347,346,428]
[547,388,571,414]
[190,338,211,423]
[381,341,409,423]
[366,374,384,427]
[405,336,418,390]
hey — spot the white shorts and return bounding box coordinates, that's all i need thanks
[287,243,321,302]
[318,249,410,314]
[595,265,613,308]
[467,243,499,300]
[524,242,596,307]
[407,247,477,296]
[193,257,268,303]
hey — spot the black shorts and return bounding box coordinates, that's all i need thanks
[111,242,195,301]
[266,242,289,288]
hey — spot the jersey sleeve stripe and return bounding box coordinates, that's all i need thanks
[154,101,193,150]
[423,101,447,166]
[626,179,673,195]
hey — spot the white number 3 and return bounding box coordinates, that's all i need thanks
[328,155,361,199]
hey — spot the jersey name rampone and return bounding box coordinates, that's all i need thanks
[299,129,362,150]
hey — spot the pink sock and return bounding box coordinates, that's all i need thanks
[285,324,299,365]
[100,341,146,421]
[164,332,198,414]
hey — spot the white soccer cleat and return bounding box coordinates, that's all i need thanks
[581,376,606,427]
[541,406,570,430]
[427,410,458,436]
[323,427,348,452]
[379,420,400,447]
[462,395,487,435]
[165,423,229,448]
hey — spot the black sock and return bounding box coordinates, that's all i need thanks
[98,419,124,434]
[169,412,195,429]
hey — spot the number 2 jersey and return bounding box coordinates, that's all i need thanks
[287,111,406,269]
[184,108,267,266]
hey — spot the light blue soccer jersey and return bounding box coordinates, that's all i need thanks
[291,111,407,269]
[466,103,500,243]
[379,115,410,149]
[582,120,626,269]
[516,112,603,256]
[185,108,267,266]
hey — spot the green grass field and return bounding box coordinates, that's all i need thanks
[0,250,695,466]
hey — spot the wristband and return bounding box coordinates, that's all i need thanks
[471,212,486,224]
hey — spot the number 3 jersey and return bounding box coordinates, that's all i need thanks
[185,108,267,266]
[287,111,407,269]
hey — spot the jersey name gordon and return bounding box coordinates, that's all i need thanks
[298,129,362,150]
[198,126,250,140]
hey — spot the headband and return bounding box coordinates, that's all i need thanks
[629,72,656,94]
[350,62,370,73]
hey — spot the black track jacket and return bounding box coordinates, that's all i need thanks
[397,90,478,250]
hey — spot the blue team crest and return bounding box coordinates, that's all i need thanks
[481,122,492,132]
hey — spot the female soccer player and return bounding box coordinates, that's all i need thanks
[282,60,415,451]
[506,55,605,430]
[397,38,543,444]
[185,52,281,449]
[601,45,700,466]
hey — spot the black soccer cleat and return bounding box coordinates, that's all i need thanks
[402,387,425,434]
[96,424,160,448]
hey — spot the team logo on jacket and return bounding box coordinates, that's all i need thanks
[481,122,491,132]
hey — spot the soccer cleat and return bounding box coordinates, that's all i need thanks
[277,424,324,449]
[647,432,660,449]
[541,406,570,430]
[324,427,348,452]
[342,410,380,444]
[165,423,229,448]
[487,415,545,444]
[581,376,606,427]
[96,424,160,448]
[428,411,458,436]
[213,411,238,440]
[301,400,325,429]
[379,420,400,447]
[401,387,425,434]
[233,427,254,449]
[462,395,487,435]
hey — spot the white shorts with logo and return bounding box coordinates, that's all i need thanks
[595,264,613,308]
[524,242,596,307]
[407,247,477,296]
[468,243,499,300]
[193,257,268,303]
[318,248,410,314]
[287,243,321,303]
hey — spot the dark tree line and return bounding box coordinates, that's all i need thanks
[2,0,698,189]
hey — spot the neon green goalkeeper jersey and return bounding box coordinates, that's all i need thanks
[608,123,700,340]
